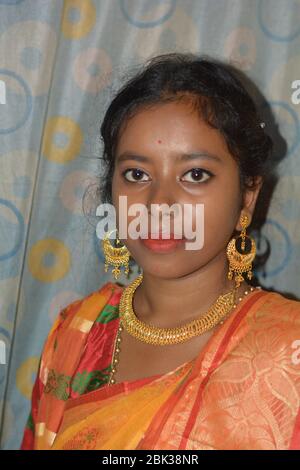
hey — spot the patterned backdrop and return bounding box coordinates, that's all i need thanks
[0,0,300,449]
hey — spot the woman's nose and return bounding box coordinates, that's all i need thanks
[146,180,175,210]
[146,181,182,229]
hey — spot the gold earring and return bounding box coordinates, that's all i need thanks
[226,213,256,288]
[102,228,130,280]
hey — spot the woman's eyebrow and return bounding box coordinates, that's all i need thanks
[116,151,223,164]
[116,152,149,163]
[180,152,222,163]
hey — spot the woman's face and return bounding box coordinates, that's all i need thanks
[111,99,260,279]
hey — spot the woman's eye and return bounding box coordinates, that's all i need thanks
[122,168,150,182]
[181,168,213,183]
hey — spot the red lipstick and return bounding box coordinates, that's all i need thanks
[140,232,186,253]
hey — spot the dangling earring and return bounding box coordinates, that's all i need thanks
[102,228,130,280]
[226,213,256,288]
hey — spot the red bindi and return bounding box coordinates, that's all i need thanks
[157,139,162,144]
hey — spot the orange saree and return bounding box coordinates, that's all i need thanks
[21,281,300,450]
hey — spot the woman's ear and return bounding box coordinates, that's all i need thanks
[236,176,263,231]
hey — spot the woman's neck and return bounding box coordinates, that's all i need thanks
[132,251,247,328]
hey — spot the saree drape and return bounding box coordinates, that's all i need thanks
[21,282,300,450]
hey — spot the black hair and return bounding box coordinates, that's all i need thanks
[99,52,273,205]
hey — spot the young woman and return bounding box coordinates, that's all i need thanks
[21,53,300,450]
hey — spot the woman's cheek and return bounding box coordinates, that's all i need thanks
[202,200,237,247]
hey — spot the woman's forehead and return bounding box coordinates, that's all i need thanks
[115,101,231,162]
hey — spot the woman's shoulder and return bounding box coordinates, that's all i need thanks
[40,281,126,368]
[96,280,125,297]
[48,281,125,339]
[257,288,300,317]
[227,288,300,384]
[92,280,125,312]
[245,287,300,336]
[69,280,124,311]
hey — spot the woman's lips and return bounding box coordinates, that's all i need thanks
[140,234,186,253]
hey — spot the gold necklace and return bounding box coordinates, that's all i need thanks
[119,274,237,346]
[107,275,258,385]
